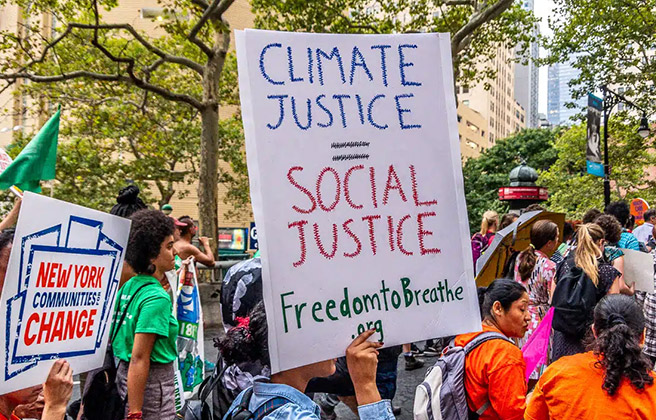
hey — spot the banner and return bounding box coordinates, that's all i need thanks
[236,29,480,372]
[0,192,130,393]
[586,93,604,177]
[175,259,205,398]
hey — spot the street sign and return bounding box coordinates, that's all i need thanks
[249,222,258,250]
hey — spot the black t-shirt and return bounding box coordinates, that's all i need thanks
[555,255,620,302]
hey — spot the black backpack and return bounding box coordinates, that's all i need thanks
[183,355,234,420]
[551,264,597,337]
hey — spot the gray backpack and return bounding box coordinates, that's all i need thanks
[413,332,511,420]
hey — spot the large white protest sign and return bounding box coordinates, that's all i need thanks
[0,192,130,393]
[236,29,480,373]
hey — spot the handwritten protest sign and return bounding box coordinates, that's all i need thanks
[0,192,130,393]
[236,30,480,372]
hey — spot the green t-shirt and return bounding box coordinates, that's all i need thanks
[111,275,178,364]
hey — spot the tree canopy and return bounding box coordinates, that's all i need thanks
[252,0,538,90]
[545,0,656,113]
[0,0,239,244]
[540,117,656,218]
[462,128,559,232]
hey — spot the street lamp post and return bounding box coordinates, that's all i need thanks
[601,85,651,208]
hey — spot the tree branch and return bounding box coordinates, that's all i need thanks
[188,0,221,57]
[451,0,514,54]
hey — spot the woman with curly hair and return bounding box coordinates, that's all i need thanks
[526,295,656,419]
[111,210,178,420]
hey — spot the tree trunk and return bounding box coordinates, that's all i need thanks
[198,41,225,259]
[198,104,219,258]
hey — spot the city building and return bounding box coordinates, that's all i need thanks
[459,44,527,144]
[547,58,587,126]
[538,113,552,129]
[458,104,488,161]
[514,0,539,128]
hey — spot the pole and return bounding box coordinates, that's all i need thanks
[603,87,611,209]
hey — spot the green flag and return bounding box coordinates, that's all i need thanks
[0,107,60,192]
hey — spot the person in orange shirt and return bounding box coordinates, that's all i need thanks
[454,279,530,420]
[526,294,656,420]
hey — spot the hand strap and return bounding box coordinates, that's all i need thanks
[109,282,151,344]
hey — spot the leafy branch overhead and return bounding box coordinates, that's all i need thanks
[251,0,538,89]
[544,0,656,114]
[0,0,240,242]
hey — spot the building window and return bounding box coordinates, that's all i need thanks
[457,114,462,122]
[462,99,470,106]
[462,86,469,94]
[490,102,495,112]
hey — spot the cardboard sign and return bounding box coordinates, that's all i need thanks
[622,249,655,293]
[236,29,480,372]
[0,192,130,393]
[631,198,650,226]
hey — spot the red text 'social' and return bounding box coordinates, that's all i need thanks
[286,164,441,267]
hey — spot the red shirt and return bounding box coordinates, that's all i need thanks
[454,324,527,420]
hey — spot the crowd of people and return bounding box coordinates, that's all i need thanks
[2,186,656,420]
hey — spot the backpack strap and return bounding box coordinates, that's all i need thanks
[227,387,290,420]
[109,282,151,343]
[464,331,512,417]
[251,397,291,420]
[463,331,512,355]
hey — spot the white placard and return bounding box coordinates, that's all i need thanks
[622,249,655,293]
[236,29,480,373]
[0,192,131,393]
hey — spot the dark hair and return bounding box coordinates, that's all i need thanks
[592,294,653,395]
[517,220,559,282]
[562,221,574,240]
[582,208,602,224]
[605,201,631,227]
[499,213,519,231]
[0,228,15,250]
[217,301,270,366]
[110,185,147,218]
[477,279,526,319]
[594,214,622,244]
[125,209,174,274]
[644,209,656,222]
[178,215,195,236]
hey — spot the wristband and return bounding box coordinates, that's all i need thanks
[127,412,143,420]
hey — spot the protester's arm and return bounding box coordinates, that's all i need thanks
[42,359,73,420]
[345,330,395,420]
[127,333,156,416]
[179,242,214,267]
[196,237,215,266]
[14,392,44,419]
[0,199,21,231]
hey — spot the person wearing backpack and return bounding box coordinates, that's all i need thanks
[111,210,180,420]
[219,302,395,420]
[415,279,529,420]
[471,211,498,270]
[551,223,623,362]
[526,295,656,419]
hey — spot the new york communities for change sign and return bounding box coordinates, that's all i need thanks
[0,192,130,393]
[236,29,480,373]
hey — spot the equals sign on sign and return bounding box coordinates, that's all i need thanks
[331,141,370,161]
